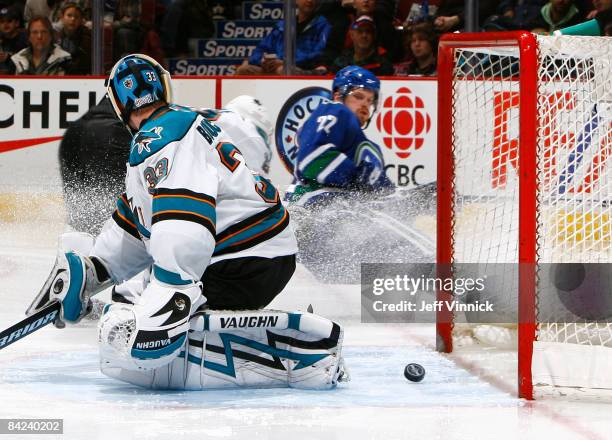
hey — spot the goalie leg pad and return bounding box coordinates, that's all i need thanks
[99,310,346,390]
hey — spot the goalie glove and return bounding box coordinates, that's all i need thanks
[27,251,113,326]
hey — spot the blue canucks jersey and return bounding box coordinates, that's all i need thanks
[293,102,393,198]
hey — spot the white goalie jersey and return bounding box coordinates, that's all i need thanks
[92,104,297,285]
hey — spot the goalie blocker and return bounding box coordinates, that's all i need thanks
[99,309,347,390]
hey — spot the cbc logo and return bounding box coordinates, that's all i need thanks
[375,87,432,159]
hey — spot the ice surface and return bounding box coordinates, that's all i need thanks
[1,220,612,440]
[0,345,515,409]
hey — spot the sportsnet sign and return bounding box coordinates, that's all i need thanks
[242,2,283,20]
[196,39,258,59]
[215,20,276,39]
[169,58,238,76]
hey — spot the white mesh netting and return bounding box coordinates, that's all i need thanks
[447,35,612,391]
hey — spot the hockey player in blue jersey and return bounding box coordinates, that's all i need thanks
[287,66,434,284]
[26,54,347,390]
[287,65,394,207]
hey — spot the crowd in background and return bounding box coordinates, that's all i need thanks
[0,0,610,77]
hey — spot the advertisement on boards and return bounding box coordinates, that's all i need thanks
[0,77,437,192]
[220,77,437,188]
[0,78,216,192]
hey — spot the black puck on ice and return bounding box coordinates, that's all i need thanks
[404,363,425,382]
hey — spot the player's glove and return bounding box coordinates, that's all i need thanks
[27,248,112,327]
[354,159,394,192]
[353,144,395,192]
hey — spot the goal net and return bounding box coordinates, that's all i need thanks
[437,32,612,399]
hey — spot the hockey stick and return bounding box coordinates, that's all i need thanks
[0,302,60,351]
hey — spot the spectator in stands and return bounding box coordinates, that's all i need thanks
[57,2,91,74]
[331,15,393,75]
[23,0,85,25]
[236,0,331,75]
[51,0,91,30]
[138,0,165,65]
[393,22,437,76]
[345,0,401,61]
[11,15,71,74]
[112,0,142,58]
[317,0,352,67]
[556,7,612,33]
[530,0,583,33]
[210,0,237,20]
[0,5,27,74]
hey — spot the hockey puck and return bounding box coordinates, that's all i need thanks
[404,363,425,382]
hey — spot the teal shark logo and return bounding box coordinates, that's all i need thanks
[133,126,163,155]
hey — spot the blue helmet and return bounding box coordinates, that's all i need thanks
[106,54,172,127]
[332,65,380,105]
[332,66,381,127]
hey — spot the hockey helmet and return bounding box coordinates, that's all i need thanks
[225,95,273,144]
[106,54,172,128]
[332,65,380,107]
[332,66,381,127]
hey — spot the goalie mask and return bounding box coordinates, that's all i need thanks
[332,65,381,128]
[106,54,172,131]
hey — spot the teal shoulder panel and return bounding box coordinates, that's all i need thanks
[129,108,198,166]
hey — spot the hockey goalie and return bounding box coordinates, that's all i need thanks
[25,54,347,391]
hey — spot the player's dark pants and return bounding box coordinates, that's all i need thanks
[201,254,296,310]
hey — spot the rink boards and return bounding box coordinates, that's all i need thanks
[0,76,438,196]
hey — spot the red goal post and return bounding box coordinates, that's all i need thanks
[436,31,612,400]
